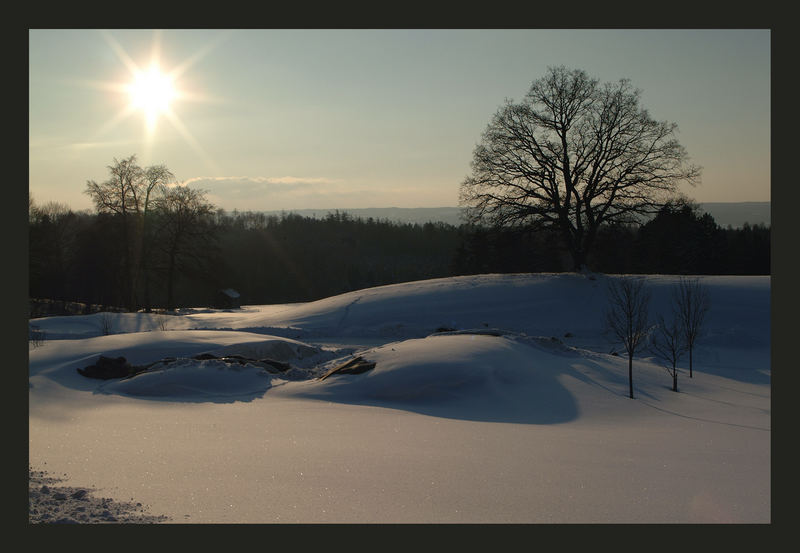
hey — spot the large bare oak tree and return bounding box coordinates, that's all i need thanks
[460,66,701,271]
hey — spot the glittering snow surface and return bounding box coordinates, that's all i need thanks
[29,273,770,523]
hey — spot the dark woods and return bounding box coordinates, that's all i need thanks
[30,197,769,312]
[454,199,769,277]
[29,200,462,310]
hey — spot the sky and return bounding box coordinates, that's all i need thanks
[28,29,771,213]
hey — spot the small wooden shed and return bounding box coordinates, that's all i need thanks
[216,288,241,309]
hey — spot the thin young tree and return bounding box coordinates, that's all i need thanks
[605,276,651,399]
[649,314,687,392]
[673,277,710,378]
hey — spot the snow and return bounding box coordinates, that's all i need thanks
[28,273,770,523]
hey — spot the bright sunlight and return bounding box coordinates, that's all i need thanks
[127,64,176,129]
[88,30,224,170]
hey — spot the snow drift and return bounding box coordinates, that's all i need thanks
[29,273,770,523]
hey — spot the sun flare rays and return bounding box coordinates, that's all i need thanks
[86,30,223,169]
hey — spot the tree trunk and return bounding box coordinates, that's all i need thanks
[572,247,588,273]
[628,354,634,399]
[689,347,693,378]
[143,270,151,313]
[672,370,678,392]
[166,248,176,311]
[122,214,138,312]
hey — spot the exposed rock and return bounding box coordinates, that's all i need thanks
[259,358,292,372]
[79,348,328,383]
[318,356,376,381]
[192,352,292,372]
[77,356,137,380]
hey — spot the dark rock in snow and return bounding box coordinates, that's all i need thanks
[192,353,219,360]
[259,358,292,372]
[192,353,255,365]
[78,356,136,380]
[192,352,295,373]
[318,356,376,381]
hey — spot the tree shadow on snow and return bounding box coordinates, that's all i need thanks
[289,377,579,425]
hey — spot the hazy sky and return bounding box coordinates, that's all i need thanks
[29,29,770,212]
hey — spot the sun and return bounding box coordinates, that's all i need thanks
[86,30,229,172]
[127,64,176,129]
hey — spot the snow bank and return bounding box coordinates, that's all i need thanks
[28,331,342,399]
[280,333,580,424]
[98,358,276,402]
[29,273,770,523]
[31,274,770,351]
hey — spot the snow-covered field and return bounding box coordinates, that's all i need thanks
[28,273,770,523]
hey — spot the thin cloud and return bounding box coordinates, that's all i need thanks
[182,175,342,186]
[181,175,383,211]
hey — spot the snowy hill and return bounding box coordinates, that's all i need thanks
[28,273,770,523]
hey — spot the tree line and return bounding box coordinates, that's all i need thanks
[30,188,768,314]
[30,155,215,312]
[454,199,769,277]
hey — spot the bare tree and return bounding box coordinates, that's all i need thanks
[84,155,143,217]
[649,314,687,392]
[460,66,701,271]
[85,156,144,310]
[137,164,175,312]
[84,156,178,311]
[152,185,216,309]
[29,194,39,223]
[673,277,710,378]
[28,199,79,301]
[605,276,651,399]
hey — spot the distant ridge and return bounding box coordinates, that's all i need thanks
[263,202,769,229]
[263,207,466,226]
[697,202,770,228]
